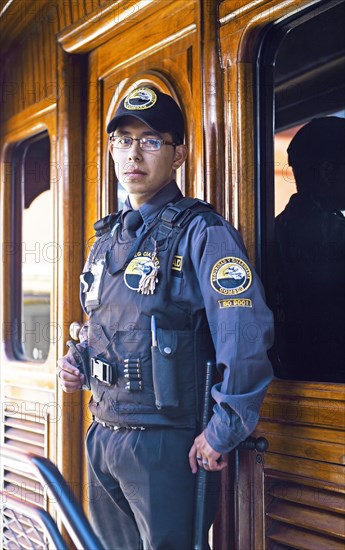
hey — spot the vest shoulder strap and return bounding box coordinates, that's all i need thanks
[161,197,213,225]
[157,198,215,241]
[93,211,122,237]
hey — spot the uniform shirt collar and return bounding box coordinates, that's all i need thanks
[123,180,183,226]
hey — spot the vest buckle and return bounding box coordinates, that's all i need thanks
[90,357,114,385]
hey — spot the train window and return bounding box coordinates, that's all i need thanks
[257,2,345,383]
[11,132,52,362]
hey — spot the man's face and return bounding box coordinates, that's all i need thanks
[109,117,187,208]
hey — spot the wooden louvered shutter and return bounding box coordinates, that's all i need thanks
[2,401,49,548]
[266,477,345,549]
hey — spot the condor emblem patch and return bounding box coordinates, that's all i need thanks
[124,87,157,111]
[210,257,252,295]
[124,251,160,295]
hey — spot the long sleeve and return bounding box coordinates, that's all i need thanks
[190,219,274,453]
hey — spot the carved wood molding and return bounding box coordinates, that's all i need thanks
[219,0,318,64]
[0,102,56,141]
[58,0,194,54]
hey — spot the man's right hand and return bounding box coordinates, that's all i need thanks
[56,355,84,393]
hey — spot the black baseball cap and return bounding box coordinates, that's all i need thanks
[106,86,185,143]
[287,116,345,166]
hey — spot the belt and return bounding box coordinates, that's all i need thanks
[98,421,148,431]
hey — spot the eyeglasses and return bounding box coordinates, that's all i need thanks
[109,135,176,151]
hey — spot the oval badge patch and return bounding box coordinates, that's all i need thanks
[124,87,157,111]
[210,257,252,295]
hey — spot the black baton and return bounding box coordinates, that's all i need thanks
[192,360,214,550]
[66,340,91,390]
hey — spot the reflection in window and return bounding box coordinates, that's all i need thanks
[273,115,345,383]
[12,133,52,362]
[266,3,345,383]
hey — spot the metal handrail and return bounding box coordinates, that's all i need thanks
[0,445,104,550]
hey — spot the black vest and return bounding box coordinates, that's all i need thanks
[82,199,216,428]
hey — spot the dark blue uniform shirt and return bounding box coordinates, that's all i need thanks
[116,180,274,453]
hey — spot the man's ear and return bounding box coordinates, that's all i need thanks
[172,144,188,170]
[109,144,116,161]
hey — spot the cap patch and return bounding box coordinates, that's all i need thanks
[210,257,252,295]
[124,87,157,111]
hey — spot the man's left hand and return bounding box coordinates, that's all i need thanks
[189,431,227,473]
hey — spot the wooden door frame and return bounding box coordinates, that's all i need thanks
[54,46,89,500]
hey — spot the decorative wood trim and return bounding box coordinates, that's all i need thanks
[99,24,196,79]
[91,1,196,80]
[0,102,56,141]
[199,0,226,213]
[58,0,194,54]
[55,45,87,503]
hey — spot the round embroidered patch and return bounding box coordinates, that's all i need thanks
[124,254,159,291]
[124,87,157,111]
[210,257,252,295]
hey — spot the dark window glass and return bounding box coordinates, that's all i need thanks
[11,133,52,362]
[257,3,345,383]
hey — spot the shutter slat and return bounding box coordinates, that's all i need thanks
[267,481,345,514]
[5,417,45,434]
[2,405,48,548]
[265,474,345,549]
[267,500,345,538]
[268,523,345,550]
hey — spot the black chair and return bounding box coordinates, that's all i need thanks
[1,445,104,550]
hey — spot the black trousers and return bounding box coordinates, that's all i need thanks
[85,422,219,550]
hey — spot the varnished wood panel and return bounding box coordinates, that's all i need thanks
[0,11,59,123]
[55,46,88,500]
[1,0,158,123]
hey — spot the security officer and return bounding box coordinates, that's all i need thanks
[57,86,274,550]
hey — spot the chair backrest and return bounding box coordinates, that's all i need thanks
[2,492,68,550]
[1,445,104,550]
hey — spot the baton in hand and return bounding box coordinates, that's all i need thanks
[192,360,214,550]
[66,340,91,390]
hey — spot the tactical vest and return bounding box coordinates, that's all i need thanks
[81,198,216,429]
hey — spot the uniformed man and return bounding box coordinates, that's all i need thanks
[57,86,274,550]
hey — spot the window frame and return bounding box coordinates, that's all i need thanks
[253,0,345,384]
[254,0,345,279]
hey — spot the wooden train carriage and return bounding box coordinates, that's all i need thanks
[0,0,344,548]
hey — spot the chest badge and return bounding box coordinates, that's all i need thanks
[124,245,160,295]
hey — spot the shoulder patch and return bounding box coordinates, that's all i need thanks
[210,256,252,295]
